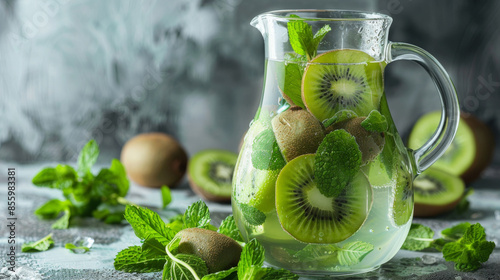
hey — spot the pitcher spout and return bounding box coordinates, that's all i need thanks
[250,14,266,37]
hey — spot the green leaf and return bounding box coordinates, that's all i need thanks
[109,159,130,197]
[92,203,125,224]
[461,223,486,244]
[239,203,266,226]
[162,254,208,280]
[337,241,374,266]
[183,200,211,229]
[21,233,54,252]
[293,244,339,263]
[258,268,299,280]
[315,129,362,197]
[238,239,265,276]
[166,214,185,233]
[32,165,76,189]
[287,16,313,57]
[51,209,71,229]
[282,56,306,108]
[217,215,244,242]
[34,199,70,219]
[124,205,176,246]
[441,222,471,240]
[202,267,238,280]
[311,25,331,54]
[77,140,99,175]
[114,246,167,273]
[251,129,286,170]
[361,110,388,132]
[432,238,452,252]
[65,243,90,253]
[142,238,169,256]
[322,110,358,128]
[162,186,172,208]
[401,223,435,251]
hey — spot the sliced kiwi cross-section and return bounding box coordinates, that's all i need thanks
[391,164,413,226]
[302,49,384,122]
[276,154,373,244]
[188,149,238,202]
[413,167,465,217]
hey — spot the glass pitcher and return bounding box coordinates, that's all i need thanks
[232,10,459,276]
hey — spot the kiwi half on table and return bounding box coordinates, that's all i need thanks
[187,149,237,202]
[413,167,465,217]
[408,111,495,183]
[276,154,373,244]
[302,49,384,122]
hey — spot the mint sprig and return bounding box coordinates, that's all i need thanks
[402,222,496,272]
[287,15,331,61]
[21,233,54,252]
[32,140,133,228]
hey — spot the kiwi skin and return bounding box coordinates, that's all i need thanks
[188,174,230,202]
[176,228,242,273]
[460,113,495,183]
[328,117,385,164]
[272,106,325,161]
[121,132,188,188]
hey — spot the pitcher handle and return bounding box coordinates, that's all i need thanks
[386,42,460,175]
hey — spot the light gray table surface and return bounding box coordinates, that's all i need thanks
[1,163,499,280]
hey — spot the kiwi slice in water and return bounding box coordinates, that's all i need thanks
[188,150,237,202]
[391,164,413,226]
[302,49,383,121]
[413,167,465,217]
[235,169,279,213]
[276,154,373,244]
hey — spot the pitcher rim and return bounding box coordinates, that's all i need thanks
[251,9,392,24]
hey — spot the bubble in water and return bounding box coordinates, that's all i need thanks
[369,229,374,233]
[385,226,390,231]
[358,26,364,33]
[319,232,324,237]
[421,254,437,265]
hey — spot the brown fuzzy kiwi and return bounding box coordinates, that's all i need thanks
[271,106,325,161]
[121,132,188,188]
[176,228,242,273]
[328,117,385,164]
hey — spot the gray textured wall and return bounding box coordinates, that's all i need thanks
[0,0,498,166]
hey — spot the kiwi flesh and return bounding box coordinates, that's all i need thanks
[176,227,242,273]
[391,163,413,226]
[121,132,188,188]
[302,49,384,122]
[413,167,465,217]
[327,117,385,164]
[235,168,279,213]
[408,111,494,184]
[187,149,237,202]
[276,154,373,244]
[271,106,325,162]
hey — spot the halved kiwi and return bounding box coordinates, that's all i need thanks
[408,111,494,183]
[272,106,325,161]
[391,164,413,226]
[187,150,237,202]
[413,167,465,217]
[276,154,373,244]
[302,49,384,122]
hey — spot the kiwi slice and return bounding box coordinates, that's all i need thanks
[391,164,413,226]
[188,150,237,202]
[413,167,465,217]
[235,169,279,213]
[302,49,384,122]
[408,111,494,183]
[276,154,373,244]
[272,106,325,161]
[327,117,385,164]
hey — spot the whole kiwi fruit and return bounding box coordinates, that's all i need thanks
[121,132,188,188]
[176,227,242,273]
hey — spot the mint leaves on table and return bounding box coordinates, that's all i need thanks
[402,222,495,272]
[21,233,54,252]
[32,140,132,229]
[65,243,90,253]
[114,200,298,280]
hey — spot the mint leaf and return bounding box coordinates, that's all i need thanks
[361,110,388,132]
[51,209,71,229]
[287,16,313,58]
[34,199,70,219]
[259,268,299,280]
[315,129,362,197]
[21,233,54,252]
[202,267,238,280]
[217,215,244,242]
[166,214,185,232]
[282,54,307,109]
[322,110,358,128]
[237,239,265,279]
[441,222,471,240]
[183,200,211,229]
[337,241,374,266]
[251,129,286,170]
[77,140,99,175]
[65,243,90,253]
[142,238,168,256]
[109,159,130,197]
[32,165,76,189]
[161,186,173,208]
[162,253,208,280]
[311,25,331,53]
[114,246,167,273]
[401,223,435,251]
[92,203,126,224]
[124,205,176,246]
[239,203,266,226]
